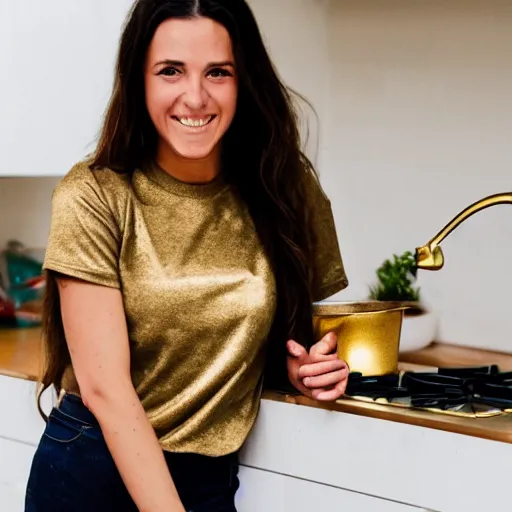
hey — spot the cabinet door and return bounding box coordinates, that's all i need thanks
[0,375,51,445]
[0,0,134,177]
[0,437,36,512]
[236,466,425,512]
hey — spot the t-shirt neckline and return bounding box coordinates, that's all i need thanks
[145,160,228,199]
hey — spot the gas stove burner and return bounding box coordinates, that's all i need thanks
[344,366,512,417]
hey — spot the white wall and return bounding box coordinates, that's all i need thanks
[323,0,512,353]
[1,0,511,353]
[246,0,331,167]
[0,178,59,250]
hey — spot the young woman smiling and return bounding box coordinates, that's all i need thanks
[24,1,349,511]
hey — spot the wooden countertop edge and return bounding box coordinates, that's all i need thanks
[0,368,39,381]
[262,391,512,445]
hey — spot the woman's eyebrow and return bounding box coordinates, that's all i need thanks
[153,59,235,68]
[206,61,235,68]
[153,59,185,68]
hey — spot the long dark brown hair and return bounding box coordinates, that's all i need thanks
[39,0,321,410]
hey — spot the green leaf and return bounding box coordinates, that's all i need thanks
[368,250,420,302]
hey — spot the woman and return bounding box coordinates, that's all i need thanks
[25,0,349,511]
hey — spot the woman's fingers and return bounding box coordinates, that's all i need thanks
[298,359,346,379]
[310,331,338,357]
[286,339,308,360]
[286,335,351,402]
[313,378,349,401]
[302,368,349,390]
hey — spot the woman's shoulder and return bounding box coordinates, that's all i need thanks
[56,159,131,197]
[54,159,132,218]
[302,167,331,207]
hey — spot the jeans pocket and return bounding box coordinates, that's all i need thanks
[43,408,92,444]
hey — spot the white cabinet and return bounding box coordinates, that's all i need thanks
[236,466,425,512]
[0,375,51,511]
[0,1,133,177]
[241,398,512,512]
[0,375,49,445]
[0,437,36,511]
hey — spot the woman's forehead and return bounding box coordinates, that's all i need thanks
[147,17,234,65]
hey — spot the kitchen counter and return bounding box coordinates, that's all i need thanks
[2,327,512,512]
[1,326,512,445]
[0,327,41,381]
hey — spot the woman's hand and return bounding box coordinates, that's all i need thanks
[286,331,349,401]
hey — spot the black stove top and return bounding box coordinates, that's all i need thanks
[345,366,512,416]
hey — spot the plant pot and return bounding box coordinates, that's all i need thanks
[399,307,437,353]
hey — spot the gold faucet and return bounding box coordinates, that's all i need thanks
[415,192,512,271]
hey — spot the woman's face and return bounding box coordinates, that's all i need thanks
[144,17,238,163]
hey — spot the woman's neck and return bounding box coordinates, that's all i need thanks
[156,144,221,184]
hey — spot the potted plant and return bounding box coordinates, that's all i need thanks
[369,251,437,352]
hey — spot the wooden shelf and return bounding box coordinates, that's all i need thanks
[400,341,512,371]
[0,326,42,381]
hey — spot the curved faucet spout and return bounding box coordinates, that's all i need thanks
[415,192,512,271]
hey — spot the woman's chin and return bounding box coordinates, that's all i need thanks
[178,149,215,161]
[168,141,218,162]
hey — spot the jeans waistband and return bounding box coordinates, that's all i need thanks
[56,392,99,427]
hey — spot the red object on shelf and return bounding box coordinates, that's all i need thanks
[0,297,15,320]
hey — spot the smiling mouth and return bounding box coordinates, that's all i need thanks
[172,115,216,128]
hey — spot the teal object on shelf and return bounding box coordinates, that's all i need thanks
[3,250,44,328]
[5,251,43,287]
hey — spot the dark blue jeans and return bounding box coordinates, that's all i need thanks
[25,394,239,511]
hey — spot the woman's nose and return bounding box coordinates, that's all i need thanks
[183,78,208,110]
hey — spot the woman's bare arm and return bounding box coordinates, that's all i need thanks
[57,276,185,512]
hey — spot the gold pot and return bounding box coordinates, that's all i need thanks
[312,301,409,376]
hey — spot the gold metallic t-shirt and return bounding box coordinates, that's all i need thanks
[43,160,348,456]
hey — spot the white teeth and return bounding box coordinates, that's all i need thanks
[177,116,212,127]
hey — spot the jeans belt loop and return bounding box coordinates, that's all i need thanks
[56,388,67,408]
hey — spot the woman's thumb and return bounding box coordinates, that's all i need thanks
[287,339,306,358]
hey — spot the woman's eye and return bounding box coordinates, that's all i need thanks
[208,68,232,78]
[159,67,180,77]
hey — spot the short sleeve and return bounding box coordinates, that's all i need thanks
[306,171,349,301]
[43,164,121,288]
